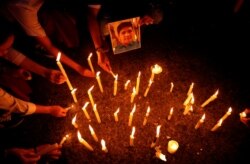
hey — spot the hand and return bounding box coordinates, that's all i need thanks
[77,67,95,78]
[240,108,250,126]
[49,106,68,117]
[6,148,41,164]
[36,143,62,160]
[46,70,67,84]
[139,15,154,26]
[97,51,112,73]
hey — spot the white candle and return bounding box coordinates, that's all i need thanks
[187,82,194,96]
[101,139,108,153]
[71,88,78,103]
[144,79,153,97]
[195,113,205,129]
[96,71,104,93]
[201,90,219,108]
[128,104,136,126]
[114,108,120,122]
[221,107,232,121]
[93,104,101,123]
[71,114,78,129]
[130,87,136,103]
[88,85,95,107]
[56,52,73,90]
[113,74,118,96]
[124,80,131,90]
[87,53,95,73]
[211,119,223,132]
[167,140,179,154]
[143,106,151,126]
[59,134,69,146]
[168,107,174,120]
[129,126,135,146]
[82,102,91,121]
[89,125,98,142]
[136,71,141,95]
[77,131,94,151]
[151,125,161,148]
[170,82,174,93]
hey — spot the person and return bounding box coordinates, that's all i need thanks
[0,87,67,163]
[86,2,163,67]
[0,0,95,78]
[240,108,250,127]
[112,21,141,54]
[0,20,66,100]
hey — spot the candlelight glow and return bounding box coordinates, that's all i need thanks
[56,52,61,61]
[151,64,163,74]
[124,80,131,90]
[168,140,179,154]
[240,111,246,118]
[59,134,70,146]
[101,139,108,153]
[156,151,167,161]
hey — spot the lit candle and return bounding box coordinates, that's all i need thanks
[87,53,95,73]
[71,88,78,103]
[56,52,73,90]
[130,87,136,103]
[124,80,130,90]
[129,126,135,146]
[183,94,194,115]
[151,125,161,148]
[195,113,205,129]
[71,114,78,129]
[88,85,95,107]
[168,107,174,120]
[77,131,94,151]
[143,106,151,126]
[82,102,91,121]
[183,92,193,106]
[114,108,120,122]
[155,151,167,162]
[128,104,136,126]
[113,74,118,96]
[144,79,153,97]
[167,140,179,154]
[101,139,108,153]
[187,82,194,96]
[96,71,104,93]
[135,71,141,95]
[201,90,219,108]
[93,104,101,123]
[239,111,247,119]
[211,119,223,132]
[89,125,98,142]
[221,107,232,121]
[170,82,174,93]
[59,134,69,146]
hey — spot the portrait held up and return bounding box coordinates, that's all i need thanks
[108,17,141,55]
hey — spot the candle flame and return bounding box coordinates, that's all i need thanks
[157,152,167,161]
[77,130,83,142]
[88,53,92,60]
[218,119,223,126]
[94,104,97,110]
[114,74,118,80]
[149,79,153,85]
[89,125,95,134]
[72,114,77,127]
[138,71,141,77]
[96,71,100,77]
[101,139,106,149]
[151,64,162,74]
[170,107,174,115]
[132,87,136,94]
[214,90,219,97]
[156,125,161,138]
[131,104,136,114]
[146,106,151,114]
[56,52,61,62]
[82,102,89,110]
[114,108,120,115]
[201,113,206,121]
[71,88,77,94]
[240,111,246,117]
[227,107,232,114]
[191,94,195,104]
[171,82,174,88]
[88,85,94,93]
[130,126,135,138]
[125,80,130,86]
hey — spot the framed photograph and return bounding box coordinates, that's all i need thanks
[108,17,141,55]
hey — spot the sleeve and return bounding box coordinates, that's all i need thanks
[3,48,26,66]
[6,3,46,37]
[0,88,36,115]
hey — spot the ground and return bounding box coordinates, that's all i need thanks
[1,2,250,164]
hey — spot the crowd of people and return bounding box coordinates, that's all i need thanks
[0,0,249,163]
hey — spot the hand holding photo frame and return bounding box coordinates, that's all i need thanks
[108,17,141,55]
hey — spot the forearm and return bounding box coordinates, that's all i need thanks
[34,105,51,115]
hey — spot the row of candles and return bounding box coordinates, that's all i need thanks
[55,52,247,161]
